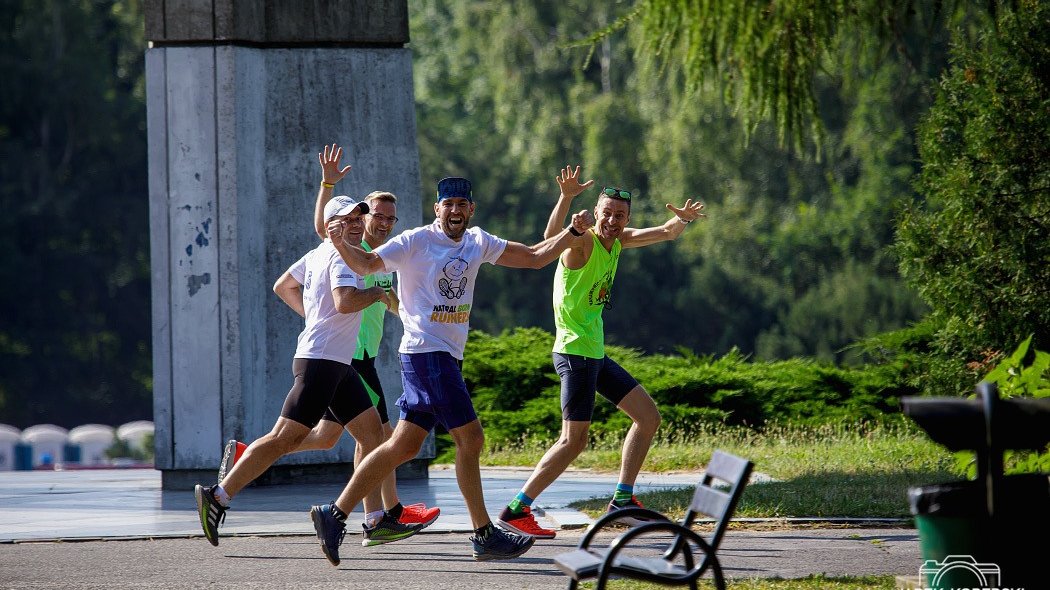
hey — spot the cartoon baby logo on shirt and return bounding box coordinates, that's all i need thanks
[439,256,469,300]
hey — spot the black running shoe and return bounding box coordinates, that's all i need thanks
[470,526,535,561]
[362,512,426,546]
[310,503,346,566]
[194,484,226,547]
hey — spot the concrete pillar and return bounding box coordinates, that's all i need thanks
[145,0,431,489]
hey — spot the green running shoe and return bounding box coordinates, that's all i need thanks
[362,512,426,547]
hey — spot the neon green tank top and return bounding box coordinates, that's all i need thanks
[552,231,621,358]
[354,241,393,360]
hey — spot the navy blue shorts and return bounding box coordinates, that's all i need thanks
[281,358,374,428]
[397,351,477,431]
[552,353,640,422]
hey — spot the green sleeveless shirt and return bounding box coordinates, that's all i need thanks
[552,231,621,358]
[353,241,394,360]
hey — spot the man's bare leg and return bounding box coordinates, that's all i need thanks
[448,419,489,529]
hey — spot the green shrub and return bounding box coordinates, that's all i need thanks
[463,328,914,447]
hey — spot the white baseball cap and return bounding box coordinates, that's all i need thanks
[323,195,369,221]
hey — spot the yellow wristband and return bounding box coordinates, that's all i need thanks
[321,181,335,189]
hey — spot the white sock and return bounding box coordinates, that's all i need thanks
[214,485,232,507]
[366,510,385,528]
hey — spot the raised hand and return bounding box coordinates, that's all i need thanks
[666,198,706,223]
[556,165,595,200]
[319,144,352,185]
[571,209,595,234]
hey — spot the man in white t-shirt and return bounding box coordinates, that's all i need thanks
[308,176,594,565]
[215,145,440,534]
[193,196,425,549]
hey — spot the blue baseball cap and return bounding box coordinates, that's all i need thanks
[437,177,473,202]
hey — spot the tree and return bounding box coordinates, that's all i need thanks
[0,0,150,427]
[624,0,995,151]
[409,0,939,361]
[895,0,1050,391]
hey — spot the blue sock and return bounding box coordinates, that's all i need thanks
[613,483,633,504]
[507,491,534,513]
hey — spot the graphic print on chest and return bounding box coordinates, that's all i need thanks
[438,256,469,300]
[588,269,615,307]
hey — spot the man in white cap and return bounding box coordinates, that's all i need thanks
[194,195,425,548]
[215,145,441,535]
[308,174,594,566]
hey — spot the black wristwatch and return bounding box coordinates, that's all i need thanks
[568,225,583,237]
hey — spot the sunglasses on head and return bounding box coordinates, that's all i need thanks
[601,187,632,200]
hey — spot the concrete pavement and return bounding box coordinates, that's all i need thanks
[0,468,921,588]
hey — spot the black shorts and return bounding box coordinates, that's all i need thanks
[320,354,390,425]
[553,352,640,422]
[281,357,374,428]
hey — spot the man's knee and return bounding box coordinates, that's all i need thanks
[560,425,590,455]
[451,422,484,455]
[269,426,310,454]
[386,425,428,464]
[354,426,385,453]
[637,405,661,436]
[318,425,343,449]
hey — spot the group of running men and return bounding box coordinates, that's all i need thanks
[194,143,705,564]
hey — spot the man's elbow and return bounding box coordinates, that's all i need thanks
[528,252,550,269]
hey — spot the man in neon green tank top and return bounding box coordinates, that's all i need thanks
[497,165,705,539]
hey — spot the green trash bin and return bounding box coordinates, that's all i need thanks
[910,474,1048,589]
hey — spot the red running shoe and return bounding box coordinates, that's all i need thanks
[496,505,557,539]
[217,439,247,484]
[398,503,440,529]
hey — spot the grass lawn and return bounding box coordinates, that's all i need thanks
[454,421,958,519]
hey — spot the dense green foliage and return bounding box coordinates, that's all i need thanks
[895,1,1050,393]
[0,0,150,427]
[627,0,994,150]
[1,0,1044,429]
[410,0,937,366]
[462,327,914,447]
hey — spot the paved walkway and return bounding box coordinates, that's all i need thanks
[0,466,700,542]
[0,468,922,588]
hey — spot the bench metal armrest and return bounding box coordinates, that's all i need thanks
[598,521,724,590]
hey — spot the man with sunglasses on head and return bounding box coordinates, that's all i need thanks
[497,166,705,540]
[214,145,441,542]
[311,173,595,566]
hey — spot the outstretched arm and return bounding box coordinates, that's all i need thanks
[328,219,387,276]
[313,144,352,239]
[620,198,706,249]
[273,271,306,318]
[333,285,388,314]
[544,165,594,239]
[499,210,595,269]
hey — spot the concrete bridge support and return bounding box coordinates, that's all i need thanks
[145,0,430,489]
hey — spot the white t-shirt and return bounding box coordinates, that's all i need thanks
[287,240,364,365]
[375,221,507,359]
